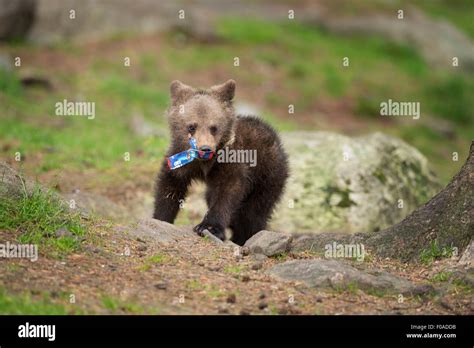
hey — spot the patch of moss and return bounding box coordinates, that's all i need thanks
[322,185,357,208]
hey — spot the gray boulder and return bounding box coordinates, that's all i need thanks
[268,259,431,295]
[269,132,440,234]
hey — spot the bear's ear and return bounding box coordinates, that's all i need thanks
[211,79,236,102]
[170,80,194,104]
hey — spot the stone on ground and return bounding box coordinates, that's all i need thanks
[268,259,431,295]
[270,132,440,234]
[122,218,193,245]
[244,230,292,257]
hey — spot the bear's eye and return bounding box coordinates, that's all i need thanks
[209,126,218,135]
[187,124,196,134]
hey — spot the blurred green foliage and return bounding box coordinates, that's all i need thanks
[0,14,472,185]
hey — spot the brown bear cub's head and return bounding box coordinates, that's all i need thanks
[167,80,236,154]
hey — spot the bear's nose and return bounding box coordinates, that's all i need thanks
[199,145,212,152]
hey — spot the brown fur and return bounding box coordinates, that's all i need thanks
[153,80,289,245]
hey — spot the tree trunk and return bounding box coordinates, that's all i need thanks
[366,141,474,262]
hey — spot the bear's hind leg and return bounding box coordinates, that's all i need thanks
[229,194,274,245]
[229,209,267,246]
[230,176,286,245]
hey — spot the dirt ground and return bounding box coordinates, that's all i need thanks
[1,220,472,315]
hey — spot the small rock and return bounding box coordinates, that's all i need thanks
[458,241,473,269]
[55,227,74,238]
[232,246,244,261]
[239,309,250,315]
[217,305,229,314]
[137,245,147,252]
[130,219,193,245]
[226,294,236,304]
[410,284,436,297]
[241,275,250,283]
[315,297,323,303]
[207,265,221,272]
[251,261,263,270]
[258,302,268,310]
[243,230,292,257]
[258,292,266,300]
[250,253,268,262]
[224,240,240,250]
[84,246,101,254]
[154,282,168,290]
[451,270,474,287]
[439,297,454,310]
[241,246,250,256]
[202,230,224,244]
[197,261,205,267]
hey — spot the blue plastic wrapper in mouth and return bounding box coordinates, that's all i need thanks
[167,137,214,170]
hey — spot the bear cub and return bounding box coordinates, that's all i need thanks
[153,80,289,245]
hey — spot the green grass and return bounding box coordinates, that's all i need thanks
[148,253,171,264]
[0,69,22,96]
[431,271,453,283]
[425,75,473,125]
[333,281,361,296]
[101,295,146,314]
[0,182,86,256]
[0,287,81,314]
[420,240,455,265]
[186,279,205,290]
[223,265,244,274]
[98,74,169,107]
[0,66,169,172]
[139,253,173,271]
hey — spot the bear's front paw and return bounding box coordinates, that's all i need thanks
[193,221,225,241]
